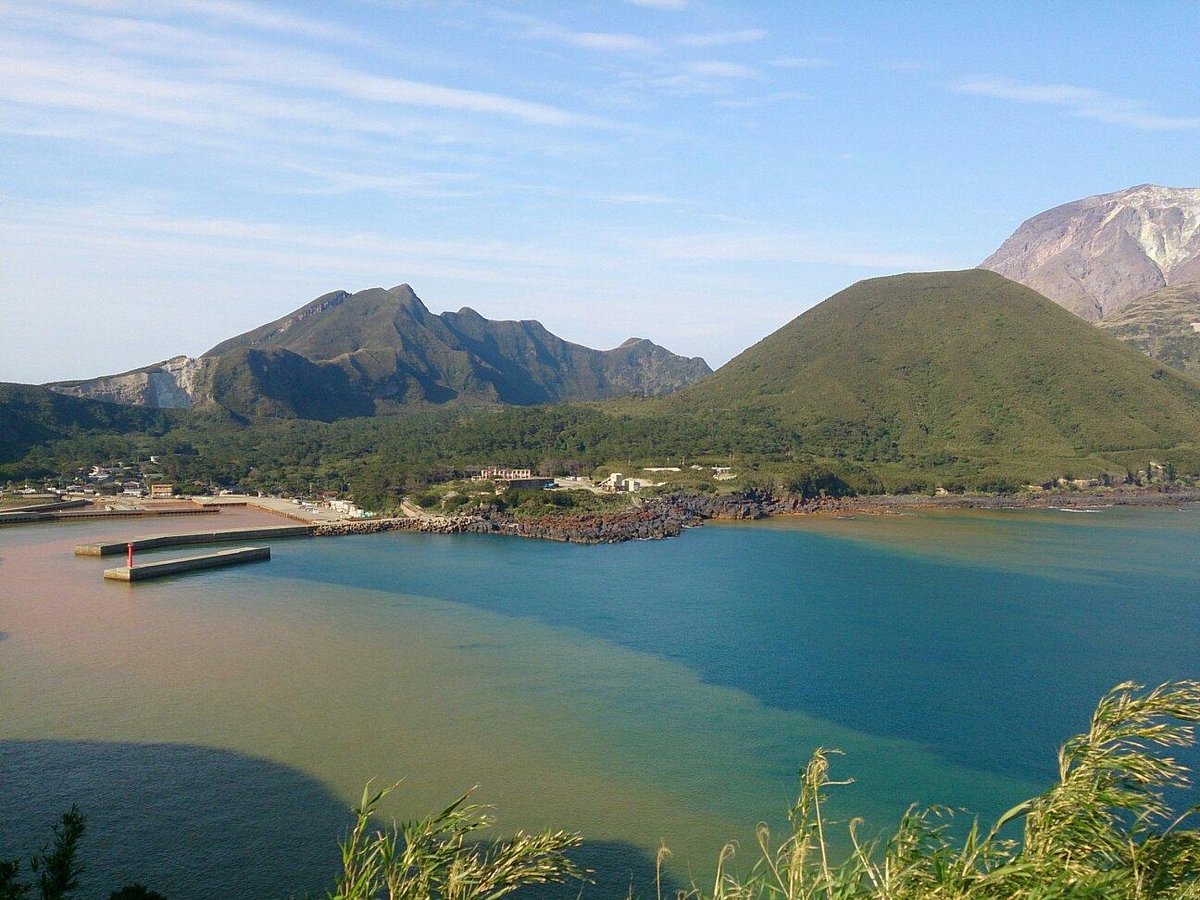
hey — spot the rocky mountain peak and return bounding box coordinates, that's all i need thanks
[981,184,1200,320]
[47,283,711,415]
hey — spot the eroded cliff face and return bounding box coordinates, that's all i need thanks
[49,356,215,408]
[981,184,1200,321]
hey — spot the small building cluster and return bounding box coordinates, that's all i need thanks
[38,463,179,498]
[472,466,551,491]
[472,467,533,482]
[328,499,371,518]
[600,472,656,493]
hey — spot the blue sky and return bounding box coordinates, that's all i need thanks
[3,1,1197,383]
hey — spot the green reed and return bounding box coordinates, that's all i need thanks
[333,681,1200,899]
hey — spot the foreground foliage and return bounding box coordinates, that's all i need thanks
[676,681,1200,900]
[330,682,1200,899]
[6,682,1199,898]
[0,808,162,900]
[330,785,583,900]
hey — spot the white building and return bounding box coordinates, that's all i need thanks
[473,467,533,482]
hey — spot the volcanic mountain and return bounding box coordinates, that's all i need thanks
[671,270,1200,474]
[981,184,1200,321]
[1097,282,1200,377]
[49,285,711,420]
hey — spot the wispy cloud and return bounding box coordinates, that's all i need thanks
[625,0,687,9]
[278,166,484,199]
[51,0,369,44]
[597,192,677,205]
[683,61,759,79]
[523,21,660,55]
[769,56,829,70]
[677,29,766,49]
[716,91,808,109]
[952,75,1200,131]
[633,233,941,269]
[1,4,619,131]
[1,198,612,276]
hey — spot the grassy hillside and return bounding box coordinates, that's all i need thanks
[670,270,1200,481]
[1097,282,1200,376]
[0,383,176,465]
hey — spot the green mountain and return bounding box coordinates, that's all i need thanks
[0,383,173,465]
[1097,282,1200,376]
[670,270,1200,479]
[50,285,711,420]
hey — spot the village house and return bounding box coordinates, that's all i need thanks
[472,467,534,482]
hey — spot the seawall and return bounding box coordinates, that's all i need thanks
[76,525,315,556]
[103,546,271,581]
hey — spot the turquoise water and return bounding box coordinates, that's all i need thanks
[1,505,1198,897]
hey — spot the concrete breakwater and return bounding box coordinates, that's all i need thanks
[76,525,315,556]
[103,546,271,581]
[311,507,696,544]
[312,516,487,537]
[1,506,221,526]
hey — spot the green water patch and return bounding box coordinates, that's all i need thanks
[2,551,1038,892]
[4,506,1198,894]
[253,521,1200,786]
[764,504,1200,586]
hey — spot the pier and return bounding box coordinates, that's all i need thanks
[75,524,314,556]
[103,546,271,581]
[2,506,220,526]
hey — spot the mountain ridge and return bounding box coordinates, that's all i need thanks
[48,284,712,419]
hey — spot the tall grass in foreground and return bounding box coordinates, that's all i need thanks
[333,681,1200,900]
[329,785,582,900]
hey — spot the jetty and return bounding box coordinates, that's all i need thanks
[75,524,314,556]
[103,546,271,581]
[1,506,219,526]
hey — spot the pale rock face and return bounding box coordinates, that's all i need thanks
[981,184,1200,321]
[49,355,214,408]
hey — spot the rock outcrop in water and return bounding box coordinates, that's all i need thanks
[312,491,855,545]
[310,486,1200,545]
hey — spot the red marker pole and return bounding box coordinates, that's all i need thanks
[127,542,134,568]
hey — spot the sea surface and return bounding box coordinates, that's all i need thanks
[2,504,1198,898]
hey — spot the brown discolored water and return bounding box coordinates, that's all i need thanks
[3,504,1196,897]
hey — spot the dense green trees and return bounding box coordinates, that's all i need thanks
[4,392,1199,499]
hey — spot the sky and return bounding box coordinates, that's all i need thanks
[2,1,1198,383]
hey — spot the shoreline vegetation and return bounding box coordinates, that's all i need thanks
[307,485,1200,545]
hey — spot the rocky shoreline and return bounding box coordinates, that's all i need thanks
[311,485,1200,545]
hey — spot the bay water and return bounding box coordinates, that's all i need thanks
[2,504,1197,897]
